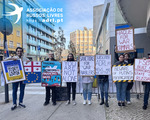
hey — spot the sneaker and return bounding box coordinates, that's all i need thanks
[11,104,17,111]
[127,101,131,105]
[72,100,76,106]
[143,105,147,110]
[19,103,26,108]
[122,102,125,106]
[88,100,92,105]
[43,102,49,106]
[118,102,121,106]
[83,100,86,105]
[66,100,70,105]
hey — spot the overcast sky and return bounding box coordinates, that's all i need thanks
[36,0,105,48]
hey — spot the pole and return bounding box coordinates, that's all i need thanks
[3,0,9,103]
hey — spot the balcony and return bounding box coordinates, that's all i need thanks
[27,39,37,46]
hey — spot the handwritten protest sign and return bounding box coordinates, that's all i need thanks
[116,28,135,53]
[41,61,61,87]
[1,59,26,84]
[112,64,133,81]
[80,56,95,76]
[96,55,111,75]
[134,59,150,82]
[62,61,78,82]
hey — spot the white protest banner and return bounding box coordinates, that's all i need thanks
[134,59,150,82]
[62,61,78,82]
[80,56,95,76]
[96,55,111,75]
[112,65,133,81]
[116,28,135,53]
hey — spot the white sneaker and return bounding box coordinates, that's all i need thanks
[127,101,131,105]
[83,100,86,105]
[88,100,92,105]
[72,100,76,106]
[66,100,70,105]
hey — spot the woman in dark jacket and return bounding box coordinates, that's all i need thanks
[66,53,77,106]
[114,54,128,106]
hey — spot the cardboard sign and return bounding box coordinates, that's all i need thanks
[62,61,78,82]
[96,55,111,75]
[24,61,41,83]
[112,64,133,81]
[134,59,150,82]
[80,56,95,76]
[1,59,26,84]
[41,61,61,87]
[116,28,135,53]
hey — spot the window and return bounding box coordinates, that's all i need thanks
[17,43,21,47]
[9,41,13,48]
[17,31,20,36]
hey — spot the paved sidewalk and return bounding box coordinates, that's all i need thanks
[0,84,106,120]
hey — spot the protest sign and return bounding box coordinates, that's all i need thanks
[134,59,150,82]
[80,56,95,76]
[62,61,78,82]
[41,61,61,87]
[116,28,135,53]
[112,64,133,82]
[23,61,41,83]
[1,59,26,84]
[96,55,111,75]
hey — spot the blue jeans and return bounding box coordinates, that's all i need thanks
[115,82,128,102]
[98,80,109,101]
[12,81,26,105]
[82,83,93,100]
[126,90,130,102]
[144,83,150,106]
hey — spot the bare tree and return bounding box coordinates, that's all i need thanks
[68,40,76,58]
[54,27,66,60]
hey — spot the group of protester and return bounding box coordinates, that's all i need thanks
[4,47,150,111]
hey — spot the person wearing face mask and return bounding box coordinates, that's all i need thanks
[43,52,57,106]
[142,52,150,110]
[124,53,134,105]
[114,54,128,107]
[5,47,30,110]
[65,53,77,106]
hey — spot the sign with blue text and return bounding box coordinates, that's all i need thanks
[96,55,111,75]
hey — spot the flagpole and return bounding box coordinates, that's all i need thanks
[3,0,9,103]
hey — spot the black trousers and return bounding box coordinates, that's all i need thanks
[45,86,56,103]
[67,82,76,101]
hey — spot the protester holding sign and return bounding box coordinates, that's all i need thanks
[43,52,57,106]
[98,75,109,107]
[82,76,94,105]
[66,53,77,106]
[124,53,134,105]
[114,54,128,106]
[5,47,30,110]
[142,53,150,110]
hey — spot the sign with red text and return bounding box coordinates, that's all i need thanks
[62,61,78,82]
[134,59,150,82]
[116,28,135,53]
[96,55,111,75]
[80,56,95,76]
